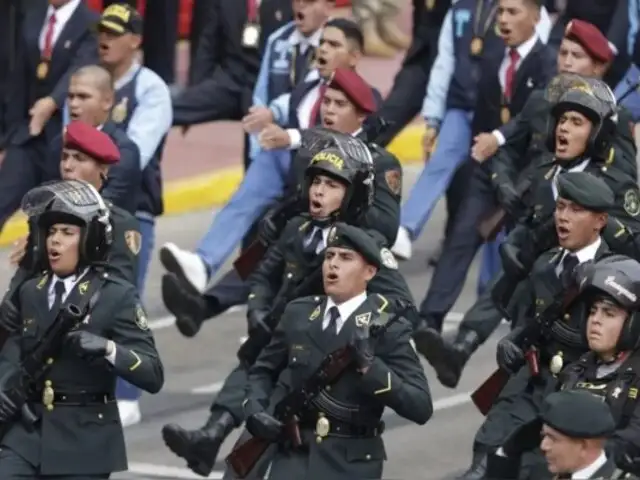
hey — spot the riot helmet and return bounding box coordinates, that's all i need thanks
[300,128,375,226]
[22,180,113,269]
[576,255,640,352]
[547,77,617,159]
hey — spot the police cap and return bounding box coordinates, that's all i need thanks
[326,68,376,114]
[99,3,143,36]
[541,390,615,438]
[64,121,120,165]
[327,223,382,269]
[556,171,614,212]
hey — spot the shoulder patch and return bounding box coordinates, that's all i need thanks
[624,189,640,217]
[380,248,398,270]
[135,304,149,330]
[384,169,402,196]
[125,230,142,255]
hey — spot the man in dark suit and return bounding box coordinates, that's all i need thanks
[53,65,141,215]
[173,0,292,169]
[0,0,98,234]
[411,0,555,335]
[374,0,451,147]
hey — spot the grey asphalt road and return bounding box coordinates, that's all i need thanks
[0,166,507,479]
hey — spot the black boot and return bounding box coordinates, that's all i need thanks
[457,445,489,480]
[485,452,521,479]
[161,273,208,338]
[162,410,236,477]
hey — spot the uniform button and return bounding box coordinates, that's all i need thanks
[601,166,607,172]
[563,314,570,320]
[325,385,331,391]
[365,454,371,460]
[292,357,297,363]
[98,413,103,419]
[287,273,293,279]
[45,380,52,387]
[316,436,322,444]
[46,358,53,365]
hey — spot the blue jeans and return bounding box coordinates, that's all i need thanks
[196,148,291,272]
[116,214,155,402]
[400,109,474,238]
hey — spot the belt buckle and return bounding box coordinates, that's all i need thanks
[315,413,330,443]
[42,381,55,411]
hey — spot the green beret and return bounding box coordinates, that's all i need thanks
[541,390,615,438]
[327,223,398,270]
[556,171,614,212]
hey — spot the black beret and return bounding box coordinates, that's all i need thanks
[541,390,615,438]
[556,171,614,212]
[327,223,398,270]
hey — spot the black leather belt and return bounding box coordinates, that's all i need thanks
[299,413,384,439]
[31,391,113,406]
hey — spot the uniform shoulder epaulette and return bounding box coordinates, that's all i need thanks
[290,295,323,307]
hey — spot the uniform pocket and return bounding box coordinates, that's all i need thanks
[288,346,310,367]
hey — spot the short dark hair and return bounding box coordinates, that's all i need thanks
[521,0,542,8]
[323,18,364,52]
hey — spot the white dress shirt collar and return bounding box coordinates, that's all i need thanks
[561,236,602,265]
[323,291,368,333]
[508,32,539,63]
[571,451,607,479]
[48,268,89,306]
[289,27,323,53]
[46,0,81,26]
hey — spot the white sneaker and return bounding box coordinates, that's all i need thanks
[159,243,208,293]
[391,226,412,260]
[118,400,141,427]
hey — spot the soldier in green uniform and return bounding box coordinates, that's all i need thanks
[0,180,163,478]
[460,171,616,479]
[162,144,411,477]
[7,120,140,286]
[240,222,431,479]
[421,83,640,391]
[489,255,640,479]
[491,390,619,479]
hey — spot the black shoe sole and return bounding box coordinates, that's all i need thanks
[159,246,202,294]
[161,274,203,338]
[413,329,461,389]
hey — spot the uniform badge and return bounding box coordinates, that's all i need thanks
[355,312,371,327]
[37,273,49,289]
[78,280,90,295]
[125,230,142,255]
[384,170,402,196]
[242,23,261,49]
[309,305,321,321]
[624,189,640,216]
[327,225,338,244]
[135,304,149,330]
[380,248,398,270]
[111,97,128,123]
[37,61,49,80]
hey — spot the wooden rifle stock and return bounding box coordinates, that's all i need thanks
[477,177,533,241]
[233,241,267,280]
[228,304,411,477]
[471,368,509,416]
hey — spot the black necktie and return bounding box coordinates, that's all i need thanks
[304,228,323,255]
[325,306,340,335]
[293,44,312,85]
[51,280,65,312]
[560,253,579,287]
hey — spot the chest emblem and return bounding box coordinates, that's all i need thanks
[112,97,128,124]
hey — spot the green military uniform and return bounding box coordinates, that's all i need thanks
[0,268,163,477]
[492,88,638,188]
[241,224,431,480]
[489,390,619,479]
[107,202,141,286]
[463,172,616,479]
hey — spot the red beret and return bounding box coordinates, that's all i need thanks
[564,20,615,64]
[326,68,376,114]
[63,121,120,165]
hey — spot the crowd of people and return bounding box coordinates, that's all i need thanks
[1,0,640,478]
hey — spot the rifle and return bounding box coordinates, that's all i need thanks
[237,265,324,367]
[227,302,412,478]
[0,303,85,441]
[478,176,533,241]
[471,285,579,415]
[233,196,301,280]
